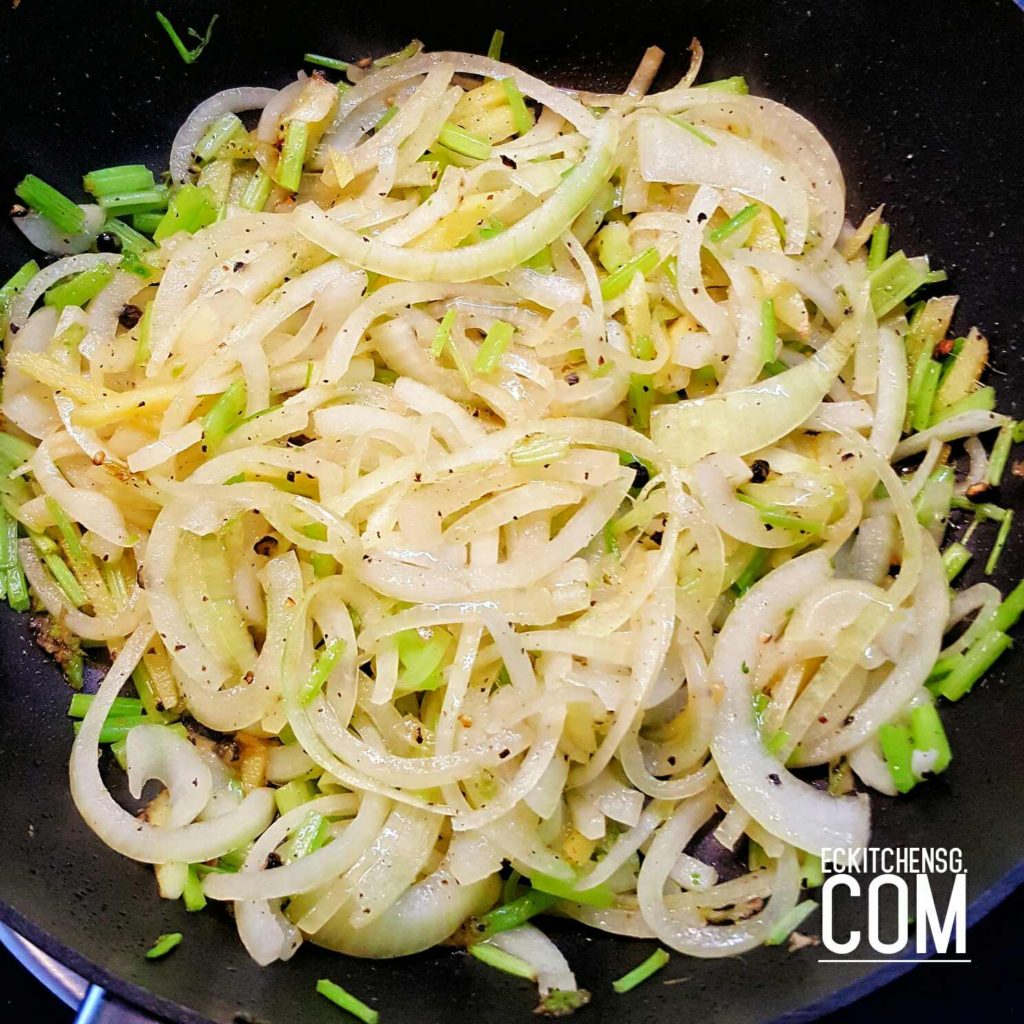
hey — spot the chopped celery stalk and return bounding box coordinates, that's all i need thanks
[14,175,85,233]
[766,729,790,757]
[68,694,144,719]
[102,216,156,253]
[905,346,936,430]
[45,497,86,565]
[538,991,590,1016]
[73,715,150,744]
[987,420,1015,487]
[241,167,273,212]
[734,548,770,596]
[315,979,380,1024]
[737,493,825,535]
[438,122,492,160]
[760,298,777,365]
[474,320,514,374]
[950,495,1007,521]
[985,510,1013,575]
[286,810,329,860]
[274,778,318,816]
[522,245,553,273]
[468,942,536,980]
[801,854,825,888]
[487,28,505,61]
[374,106,398,131]
[43,264,113,309]
[528,872,613,908]
[45,552,86,606]
[396,626,452,692]
[709,203,759,244]
[667,115,716,146]
[430,308,457,358]
[878,723,915,792]
[910,359,942,431]
[909,702,952,774]
[612,948,670,993]
[182,864,207,911]
[1015,421,1024,444]
[933,386,996,423]
[602,519,620,557]
[194,113,245,163]
[0,431,38,466]
[311,553,335,578]
[97,186,169,215]
[869,251,946,318]
[0,507,29,612]
[300,637,347,704]
[135,302,155,366]
[155,11,219,65]
[500,78,533,135]
[935,630,1012,702]
[477,217,506,241]
[764,900,819,946]
[942,542,972,583]
[472,889,559,940]
[276,120,309,192]
[993,578,1024,635]
[627,331,655,432]
[153,184,217,241]
[145,932,183,959]
[304,53,350,72]
[67,651,84,691]
[132,662,171,723]
[202,378,247,449]
[867,221,890,272]
[132,211,165,235]
[600,247,660,301]
[83,165,155,197]
[510,434,569,465]
[373,40,423,68]
[0,260,40,320]
[697,75,749,94]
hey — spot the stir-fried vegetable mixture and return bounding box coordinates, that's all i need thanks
[1,33,1019,1012]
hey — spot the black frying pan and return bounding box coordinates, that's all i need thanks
[1,2,1023,1022]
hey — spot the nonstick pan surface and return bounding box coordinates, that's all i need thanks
[1,2,1023,1022]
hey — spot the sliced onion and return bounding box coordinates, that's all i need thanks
[170,87,279,183]
[14,205,105,255]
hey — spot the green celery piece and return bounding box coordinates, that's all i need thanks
[500,78,533,135]
[528,872,614,908]
[437,123,492,160]
[472,889,559,940]
[487,28,505,61]
[468,942,535,980]
[83,165,155,197]
[474,320,514,374]
[276,120,310,192]
[315,980,379,1024]
[869,250,946,318]
[145,932,184,959]
[155,11,219,65]
[709,203,759,244]
[154,184,217,242]
[696,76,748,94]
[182,864,207,911]
[867,221,890,271]
[909,702,952,774]
[68,694,144,719]
[0,260,40,320]
[300,637,347,704]
[878,723,916,793]
[396,626,452,692]
[935,631,1012,702]
[612,949,670,993]
[600,247,660,301]
[941,542,972,583]
[305,53,349,72]
[15,175,84,233]
[44,265,113,309]
[275,778,318,816]
[202,378,247,449]
[764,900,819,946]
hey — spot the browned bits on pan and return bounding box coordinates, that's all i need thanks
[253,535,278,557]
